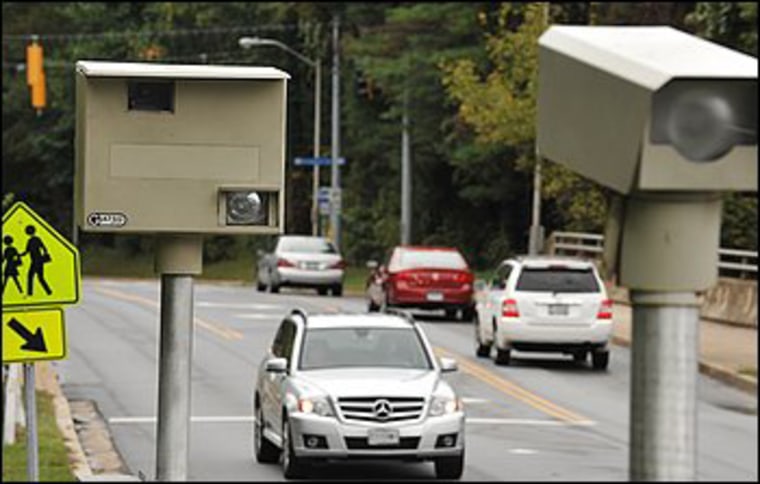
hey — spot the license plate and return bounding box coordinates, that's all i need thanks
[426,291,444,302]
[367,428,400,446]
[548,304,569,316]
[301,262,320,270]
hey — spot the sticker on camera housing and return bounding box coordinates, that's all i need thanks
[87,212,128,227]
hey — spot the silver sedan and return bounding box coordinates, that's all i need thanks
[254,309,466,479]
[256,235,345,296]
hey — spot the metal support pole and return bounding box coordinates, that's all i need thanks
[629,291,699,481]
[312,61,322,236]
[24,363,39,482]
[330,14,342,250]
[528,156,543,255]
[154,235,202,481]
[401,90,411,245]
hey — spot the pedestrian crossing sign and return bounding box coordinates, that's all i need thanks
[2,308,67,363]
[2,201,81,308]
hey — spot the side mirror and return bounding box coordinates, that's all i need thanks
[366,260,379,270]
[439,357,458,373]
[265,357,288,373]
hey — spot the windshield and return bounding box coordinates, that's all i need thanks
[516,267,600,293]
[393,249,468,271]
[277,237,337,254]
[299,327,432,370]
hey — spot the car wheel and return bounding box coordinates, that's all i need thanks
[592,350,610,371]
[494,348,511,366]
[254,404,279,463]
[461,306,476,322]
[475,324,490,358]
[445,308,457,320]
[435,451,464,480]
[368,299,380,312]
[573,350,588,364]
[269,273,280,294]
[331,285,343,297]
[281,416,306,479]
[317,287,328,296]
[256,281,266,292]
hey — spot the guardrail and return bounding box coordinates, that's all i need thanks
[546,231,757,280]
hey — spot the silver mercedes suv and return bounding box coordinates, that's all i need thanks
[253,309,465,479]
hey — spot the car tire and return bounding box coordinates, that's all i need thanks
[445,308,458,320]
[256,280,266,292]
[475,324,490,358]
[368,300,380,312]
[592,350,610,371]
[253,404,279,463]
[317,287,328,296]
[494,348,511,366]
[573,350,588,364]
[435,452,464,480]
[331,285,343,297]
[281,416,307,479]
[461,306,476,322]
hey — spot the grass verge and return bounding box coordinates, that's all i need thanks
[1,389,77,482]
[82,245,373,294]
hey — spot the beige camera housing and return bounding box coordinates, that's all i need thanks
[536,26,757,291]
[75,61,289,234]
[537,25,757,194]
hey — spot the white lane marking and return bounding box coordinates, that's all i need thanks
[197,302,280,310]
[466,418,595,426]
[509,448,539,455]
[234,313,279,320]
[109,416,594,426]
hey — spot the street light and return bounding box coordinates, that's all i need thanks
[239,36,322,236]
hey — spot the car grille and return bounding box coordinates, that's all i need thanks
[337,396,426,423]
[344,436,420,450]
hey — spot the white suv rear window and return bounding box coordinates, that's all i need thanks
[516,267,600,293]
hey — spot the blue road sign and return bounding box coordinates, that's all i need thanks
[294,156,346,167]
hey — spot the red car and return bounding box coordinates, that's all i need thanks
[366,246,476,321]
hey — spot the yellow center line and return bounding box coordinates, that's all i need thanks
[92,286,243,341]
[434,346,592,424]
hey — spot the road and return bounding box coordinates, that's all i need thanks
[56,278,758,481]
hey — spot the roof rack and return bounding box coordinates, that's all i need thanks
[290,308,309,323]
[383,307,416,325]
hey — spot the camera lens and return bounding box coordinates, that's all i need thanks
[226,191,264,225]
[667,90,736,162]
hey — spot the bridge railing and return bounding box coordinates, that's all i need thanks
[546,231,757,280]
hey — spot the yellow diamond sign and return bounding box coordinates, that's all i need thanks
[2,202,81,308]
[3,308,67,363]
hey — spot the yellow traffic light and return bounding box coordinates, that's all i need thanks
[26,40,46,111]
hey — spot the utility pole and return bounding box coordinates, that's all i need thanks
[400,89,411,245]
[528,2,550,256]
[330,14,342,249]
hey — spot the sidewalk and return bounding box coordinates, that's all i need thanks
[611,302,757,393]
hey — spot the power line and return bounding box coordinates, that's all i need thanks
[1,23,303,44]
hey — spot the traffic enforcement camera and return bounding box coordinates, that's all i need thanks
[75,61,289,235]
[536,26,757,290]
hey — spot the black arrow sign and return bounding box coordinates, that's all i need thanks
[7,317,48,352]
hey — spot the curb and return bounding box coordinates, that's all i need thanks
[611,335,757,394]
[36,362,93,480]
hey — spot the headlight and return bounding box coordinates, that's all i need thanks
[297,396,334,417]
[428,395,463,417]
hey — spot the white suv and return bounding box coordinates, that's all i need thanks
[474,256,613,370]
[254,309,466,479]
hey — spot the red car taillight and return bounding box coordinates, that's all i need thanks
[597,299,613,319]
[330,260,347,270]
[277,258,295,268]
[502,299,519,318]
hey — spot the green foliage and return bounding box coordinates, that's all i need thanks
[1,390,77,482]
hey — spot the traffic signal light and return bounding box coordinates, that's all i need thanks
[26,39,46,111]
